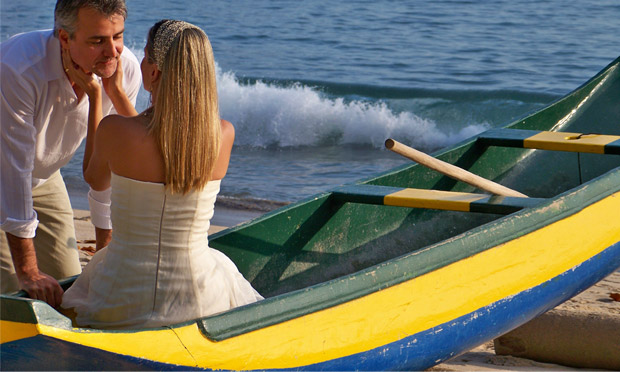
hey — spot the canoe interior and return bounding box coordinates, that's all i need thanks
[210,56,620,297]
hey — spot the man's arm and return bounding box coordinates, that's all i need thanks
[5,233,63,307]
[1,63,63,306]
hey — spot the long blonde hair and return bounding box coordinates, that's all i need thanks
[146,21,221,194]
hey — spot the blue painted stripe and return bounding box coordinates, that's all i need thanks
[478,129,620,155]
[284,239,620,371]
[0,335,201,371]
[477,128,537,147]
[605,138,620,154]
[469,195,545,214]
[332,184,544,214]
[3,243,618,371]
[331,184,403,205]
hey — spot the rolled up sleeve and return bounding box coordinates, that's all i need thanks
[1,63,39,238]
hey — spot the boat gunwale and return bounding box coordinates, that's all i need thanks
[197,165,620,341]
[3,164,616,341]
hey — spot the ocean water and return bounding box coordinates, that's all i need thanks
[2,0,620,209]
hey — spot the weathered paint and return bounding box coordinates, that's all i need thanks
[2,189,619,370]
[478,128,620,154]
[167,190,620,370]
[3,236,617,372]
[332,184,545,214]
[0,320,38,344]
[0,334,194,371]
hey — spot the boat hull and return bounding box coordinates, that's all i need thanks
[2,179,619,370]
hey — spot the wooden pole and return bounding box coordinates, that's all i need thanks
[385,138,528,198]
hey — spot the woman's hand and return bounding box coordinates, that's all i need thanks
[102,56,124,99]
[62,48,101,100]
[101,57,138,117]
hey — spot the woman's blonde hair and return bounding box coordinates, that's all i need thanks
[147,21,221,194]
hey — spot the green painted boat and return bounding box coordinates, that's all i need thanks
[2,56,620,371]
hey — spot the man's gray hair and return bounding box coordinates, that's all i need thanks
[54,0,127,38]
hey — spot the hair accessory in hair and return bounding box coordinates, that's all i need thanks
[152,20,198,67]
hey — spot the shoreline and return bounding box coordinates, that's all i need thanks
[73,207,619,371]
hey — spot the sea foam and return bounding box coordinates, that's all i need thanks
[132,48,490,152]
[216,68,489,151]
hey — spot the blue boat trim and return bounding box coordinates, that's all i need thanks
[477,128,620,155]
[468,195,545,214]
[607,138,620,154]
[0,335,201,371]
[331,184,545,215]
[280,239,620,371]
[331,184,402,205]
[477,128,539,148]
[3,240,616,371]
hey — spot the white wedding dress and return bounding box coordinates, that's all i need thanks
[62,174,262,329]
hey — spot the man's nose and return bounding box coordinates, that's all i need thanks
[103,39,119,57]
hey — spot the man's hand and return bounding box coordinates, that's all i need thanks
[101,57,138,117]
[17,270,64,308]
[6,233,64,308]
[102,56,124,98]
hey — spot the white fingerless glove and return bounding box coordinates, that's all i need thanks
[88,188,112,229]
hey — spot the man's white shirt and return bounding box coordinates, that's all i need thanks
[0,30,141,238]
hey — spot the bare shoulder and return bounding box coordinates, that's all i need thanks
[97,113,162,180]
[221,119,234,134]
[220,119,235,142]
[98,114,149,139]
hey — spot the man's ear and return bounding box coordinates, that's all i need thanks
[58,29,70,49]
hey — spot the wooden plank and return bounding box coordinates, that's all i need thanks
[332,185,544,215]
[478,129,620,154]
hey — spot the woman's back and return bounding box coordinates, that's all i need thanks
[87,113,235,188]
[62,173,262,329]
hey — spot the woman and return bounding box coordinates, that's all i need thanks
[61,20,262,329]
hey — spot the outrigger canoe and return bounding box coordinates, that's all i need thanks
[2,56,620,371]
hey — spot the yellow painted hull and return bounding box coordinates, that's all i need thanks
[2,184,619,370]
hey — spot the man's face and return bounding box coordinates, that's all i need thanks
[60,7,125,78]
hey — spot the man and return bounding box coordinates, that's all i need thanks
[0,0,141,307]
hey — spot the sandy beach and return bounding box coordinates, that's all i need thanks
[73,207,619,371]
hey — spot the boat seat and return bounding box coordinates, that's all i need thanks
[331,185,545,215]
[477,129,620,155]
